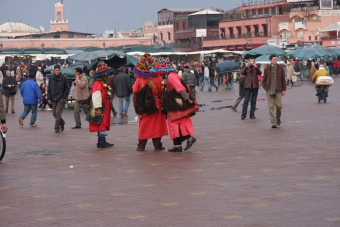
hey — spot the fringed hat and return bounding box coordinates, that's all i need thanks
[133,53,157,77]
[150,55,178,75]
[93,61,114,79]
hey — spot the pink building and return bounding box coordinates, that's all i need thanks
[203,0,340,50]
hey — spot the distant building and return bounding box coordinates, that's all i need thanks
[0,22,40,38]
[174,9,224,51]
[203,0,340,50]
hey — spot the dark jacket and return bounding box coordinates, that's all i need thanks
[182,69,196,86]
[114,72,132,97]
[240,66,261,89]
[263,64,287,92]
[209,66,215,78]
[47,73,70,102]
[106,75,115,98]
[20,79,42,104]
[3,76,17,97]
[238,77,245,96]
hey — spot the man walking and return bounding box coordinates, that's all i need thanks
[18,73,42,127]
[241,57,261,119]
[36,67,44,86]
[47,65,70,133]
[3,70,17,113]
[71,67,89,129]
[262,55,286,128]
[114,66,132,119]
[209,62,219,91]
[106,73,118,117]
[200,63,211,92]
[231,75,246,111]
[182,63,196,97]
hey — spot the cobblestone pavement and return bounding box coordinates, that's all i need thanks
[1,79,340,227]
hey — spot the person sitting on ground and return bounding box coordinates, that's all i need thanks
[38,83,52,110]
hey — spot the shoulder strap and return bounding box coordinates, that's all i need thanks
[147,78,158,94]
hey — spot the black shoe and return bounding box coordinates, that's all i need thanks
[154,147,165,151]
[241,116,245,120]
[272,125,277,128]
[11,111,15,114]
[168,146,182,152]
[250,116,256,119]
[60,122,65,131]
[97,142,113,148]
[103,138,114,147]
[184,137,197,151]
[136,147,145,151]
[208,89,212,92]
[216,87,218,91]
[55,129,60,133]
[71,126,81,129]
[277,119,281,126]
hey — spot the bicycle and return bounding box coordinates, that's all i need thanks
[0,127,7,161]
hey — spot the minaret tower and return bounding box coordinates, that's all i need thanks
[50,1,69,32]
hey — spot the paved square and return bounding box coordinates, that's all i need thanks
[1,79,339,227]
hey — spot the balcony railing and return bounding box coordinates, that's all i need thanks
[220,32,271,39]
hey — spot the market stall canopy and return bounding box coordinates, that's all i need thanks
[44,64,64,73]
[215,61,240,73]
[67,50,127,69]
[1,48,21,54]
[244,44,286,59]
[320,22,340,32]
[125,55,138,67]
[43,48,66,55]
[255,55,284,64]
[83,47,104,52]
[287,47,331,60]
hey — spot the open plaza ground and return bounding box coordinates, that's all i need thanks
[0,79,340,227]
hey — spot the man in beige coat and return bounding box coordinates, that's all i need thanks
[71,67,89,129]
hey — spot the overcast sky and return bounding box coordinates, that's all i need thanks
[0,0,241,34]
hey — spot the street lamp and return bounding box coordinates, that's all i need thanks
[102,42,106,50]
[41,42,45,49]
[0,42,3,53]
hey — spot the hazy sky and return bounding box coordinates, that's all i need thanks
[0,0,241,34]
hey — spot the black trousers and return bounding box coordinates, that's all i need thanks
[173,126,190,146]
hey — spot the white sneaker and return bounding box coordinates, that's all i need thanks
[46,108,52,111]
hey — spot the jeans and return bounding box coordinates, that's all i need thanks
[118,96,130,116]
[296,73,303,82]
[97,131,107,138]
[200,77,211,91]
[217,74,223,86]
[20,104,38,125]
[329,65,334,75]
[242,88,258,118]
[228,82,234,91]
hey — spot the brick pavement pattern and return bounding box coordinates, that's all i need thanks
[0,79,340,227]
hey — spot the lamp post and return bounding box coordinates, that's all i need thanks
[41,42,45,53]
[0,42,3,53]
[102,42,106,50]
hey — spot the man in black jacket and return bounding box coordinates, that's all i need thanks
[3,70,17,113]
[114,66,132,119]
[47,65,70,133]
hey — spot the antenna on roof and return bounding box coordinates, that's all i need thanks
[40,26,45,32]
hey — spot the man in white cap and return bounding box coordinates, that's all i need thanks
[36,67,44,87]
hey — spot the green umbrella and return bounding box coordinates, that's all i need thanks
[244,44,286,59]
[287,47,331,60]
[313,46,338,58]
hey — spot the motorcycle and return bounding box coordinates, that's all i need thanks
[315,76,334,103]
[316,85,329,103]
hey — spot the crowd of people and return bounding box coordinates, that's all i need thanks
[0,52,335,151]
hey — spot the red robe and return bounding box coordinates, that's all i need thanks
[166,73,194,140]
[132,76,168,140]
[89,81,111,132]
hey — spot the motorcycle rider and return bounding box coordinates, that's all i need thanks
[311,64,330,96]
